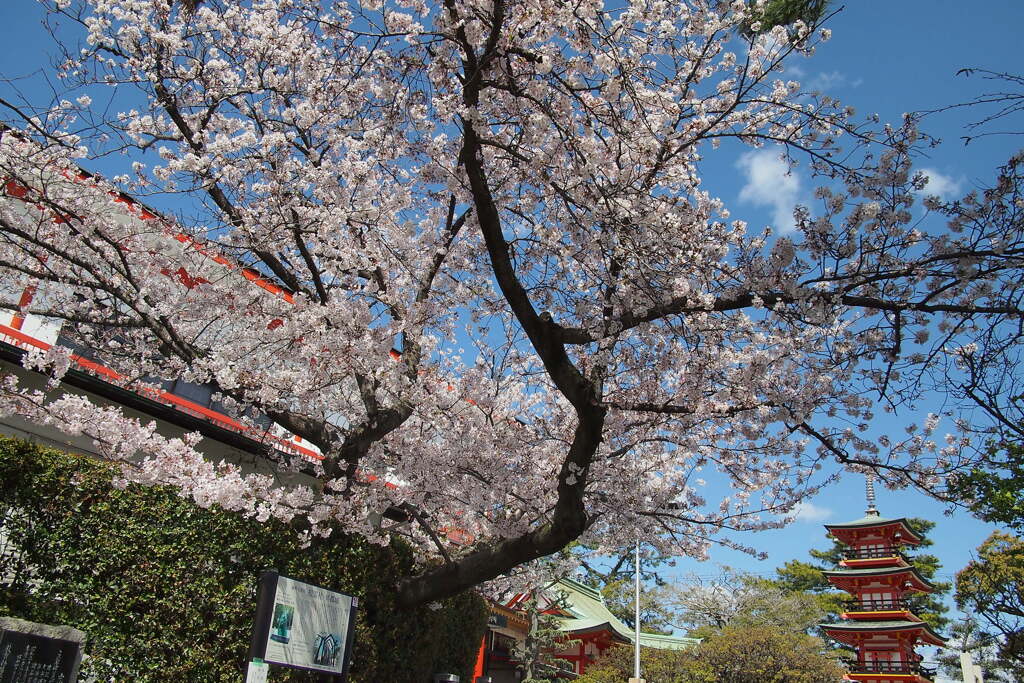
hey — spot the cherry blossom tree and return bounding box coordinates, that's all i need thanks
[0,0,1021,607]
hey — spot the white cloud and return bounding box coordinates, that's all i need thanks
[915,168,964,200]
[792,501,831,523]
[804,70,863,92]
[736,149,803,232]
[784,63,806,79]
[808,70,846,91]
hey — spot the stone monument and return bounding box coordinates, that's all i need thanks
[0,617,85,683]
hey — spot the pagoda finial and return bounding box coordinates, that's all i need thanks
[865,473,879,517]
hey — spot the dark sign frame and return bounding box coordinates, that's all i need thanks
[249,570,357,682]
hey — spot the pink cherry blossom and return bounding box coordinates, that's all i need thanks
[0,0,1021,606]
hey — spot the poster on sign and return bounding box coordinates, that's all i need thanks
[249,571,357,680]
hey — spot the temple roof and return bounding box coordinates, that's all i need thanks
[821,619,946,646]
[548,578,699,650]
[822,565,934,591]
[825,515,923,544]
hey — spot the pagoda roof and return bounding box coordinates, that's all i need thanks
[821,620,946,647]
[822,565,934,591]
[825,515,923,544]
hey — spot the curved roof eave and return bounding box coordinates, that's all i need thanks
[821,620,946,647]
[824,516,924,544]
[822,565,934,591]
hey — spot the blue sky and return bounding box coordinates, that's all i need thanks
[2,1,1022,671]
[678,3,1024,676]
[683,1,1021,565]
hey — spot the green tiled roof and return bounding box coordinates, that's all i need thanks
[827,514,901,528]
[550,578,698,651]
[823,619,925,630]
[636,631,697,650]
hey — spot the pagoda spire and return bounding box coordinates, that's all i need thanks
[865,473,879,517]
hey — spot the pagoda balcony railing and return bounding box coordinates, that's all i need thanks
[841,546,907,561]
[848,661,936,678]
[843,597,910,612]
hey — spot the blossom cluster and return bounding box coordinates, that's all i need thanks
[0,0,1020,601]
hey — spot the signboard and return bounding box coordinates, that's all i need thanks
[244,660,268,683]
[250,571,357,680]
[0,618,84,683]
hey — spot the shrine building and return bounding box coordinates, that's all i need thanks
[472,577,697,681]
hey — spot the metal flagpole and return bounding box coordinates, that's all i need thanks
[630,442,643,683]
[634,538,641,681]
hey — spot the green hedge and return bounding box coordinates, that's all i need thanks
[0,436,487,682]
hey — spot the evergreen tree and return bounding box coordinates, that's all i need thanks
[513,590,579,683]
[740,0,832,38]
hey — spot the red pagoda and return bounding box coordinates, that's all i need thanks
[820,478,945,682]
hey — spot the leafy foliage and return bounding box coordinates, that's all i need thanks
[576,625,843,683]
[574,644,710,683]
[954,531,1024,680]
[579,567,838,681]
[769,557,845,628]
[690,626,844,683]
[948,442,1024,530]
[741,0,831,38]
[0,437,487,682]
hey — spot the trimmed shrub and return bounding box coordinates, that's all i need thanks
[0,436,487,682]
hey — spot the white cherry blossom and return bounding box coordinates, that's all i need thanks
[0,0,1021,605]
